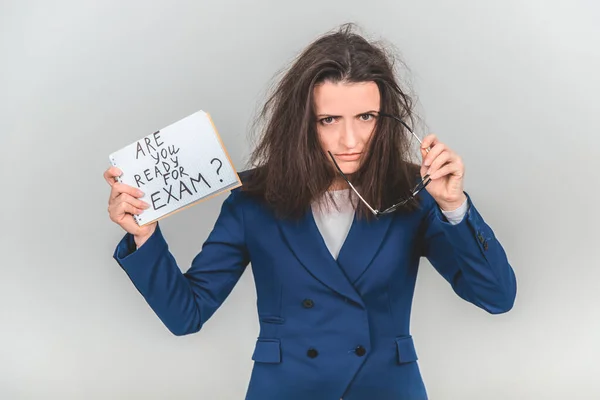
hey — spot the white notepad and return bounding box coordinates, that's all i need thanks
[109,110,242,226]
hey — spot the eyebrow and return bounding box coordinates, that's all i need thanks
[316,110,379,118]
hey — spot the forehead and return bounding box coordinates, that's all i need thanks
[313,81,380,113]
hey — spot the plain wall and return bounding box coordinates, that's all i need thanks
[1,0,598,398]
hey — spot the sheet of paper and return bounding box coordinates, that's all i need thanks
[109,110,241,225]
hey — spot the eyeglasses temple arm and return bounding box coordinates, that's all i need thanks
[327,151,379,216]
[377,112,430,153]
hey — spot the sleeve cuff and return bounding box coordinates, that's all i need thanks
[432,192,494,258]
[113,223,168,272]
[440,196,469,225]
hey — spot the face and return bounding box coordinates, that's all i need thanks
[313,80,380,176]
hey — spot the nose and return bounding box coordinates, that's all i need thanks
[340,120,358,149]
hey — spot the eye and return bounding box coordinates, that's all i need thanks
[319,116,337,125]
[359,113,375,121]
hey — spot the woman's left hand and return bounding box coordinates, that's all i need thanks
[419,134,467,211]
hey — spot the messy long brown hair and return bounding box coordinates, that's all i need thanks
[242,23,423,220]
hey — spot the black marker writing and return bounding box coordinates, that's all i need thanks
[150,172,211,210]
[135,131,163,159]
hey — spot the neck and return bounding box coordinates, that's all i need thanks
[328,178,349,191]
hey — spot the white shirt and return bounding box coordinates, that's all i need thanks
[311,189,468,260]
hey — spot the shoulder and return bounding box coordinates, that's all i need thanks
[226,168,263,207]
[236,168,256,183]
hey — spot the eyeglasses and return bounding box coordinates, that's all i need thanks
[326,112,432,217]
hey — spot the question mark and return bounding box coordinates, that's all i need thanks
[211,158,223,182]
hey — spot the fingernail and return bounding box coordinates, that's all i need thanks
[137,190,144,196]
[426,168,431,175]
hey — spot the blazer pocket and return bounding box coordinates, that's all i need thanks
[395,336,418,364]
[259,315,285,324]
[251,338,281,364]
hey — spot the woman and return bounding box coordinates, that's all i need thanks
[104,24,516,400]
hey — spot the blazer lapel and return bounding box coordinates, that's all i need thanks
[277,208,364,306]
[336,211,395,284]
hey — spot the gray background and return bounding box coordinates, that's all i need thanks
[1,0,598,399]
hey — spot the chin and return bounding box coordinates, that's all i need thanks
[339,162,360,175]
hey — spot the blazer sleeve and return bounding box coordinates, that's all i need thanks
[112,189,250,335]
[419,191,517,314]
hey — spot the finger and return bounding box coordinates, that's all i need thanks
[427,150,453,176]
[112,192,150,211]
[112,201,145,220]
[104,167,122,187]
[421,134,438,149]
[422,142,446,168]
[420,134,438,156]
[430,161,462,180]
[108,202,136,222]
[109,182,145,202]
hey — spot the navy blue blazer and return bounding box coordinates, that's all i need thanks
[113,182,516,400]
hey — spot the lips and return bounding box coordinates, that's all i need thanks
[335,152,362,161]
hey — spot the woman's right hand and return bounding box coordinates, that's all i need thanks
[104,166,156,247]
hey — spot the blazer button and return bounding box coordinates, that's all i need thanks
[302,299,314,309]
[307,348,319,358]
[355,346,366,357]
